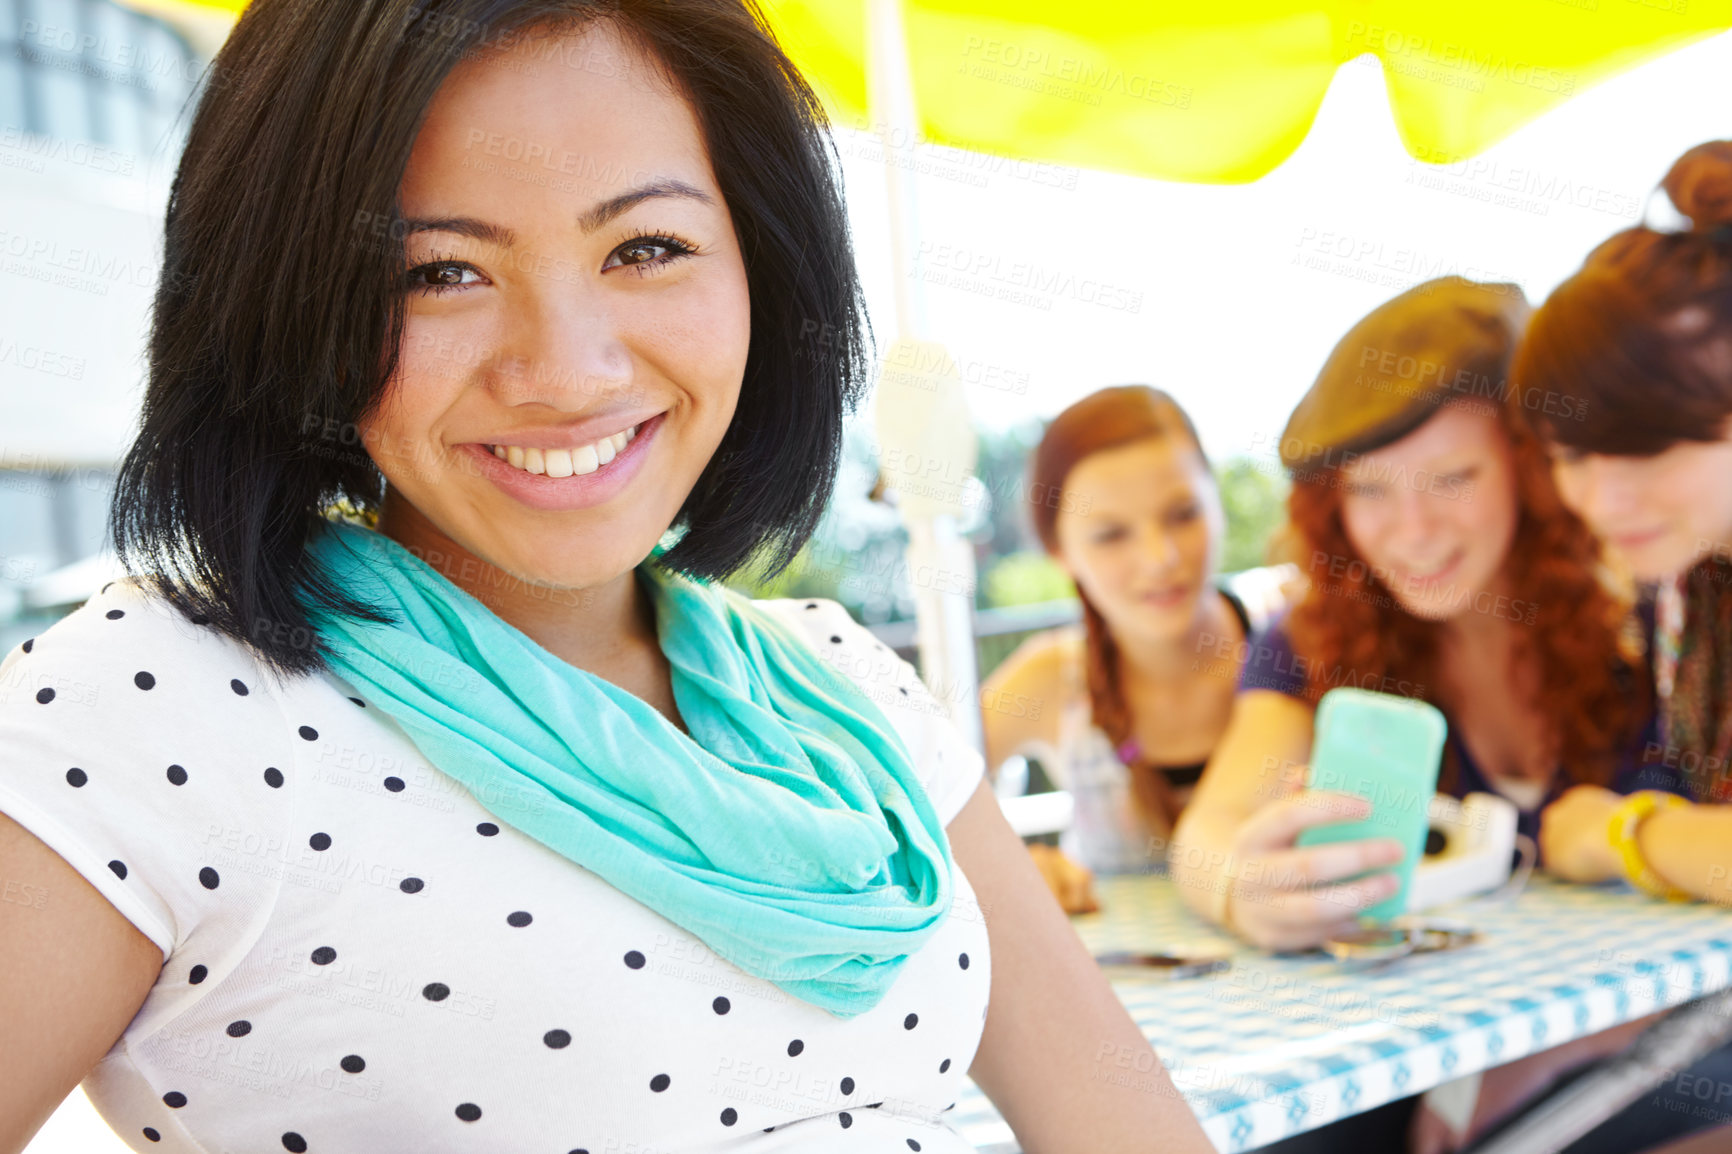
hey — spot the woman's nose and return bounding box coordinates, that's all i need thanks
[1138,523,1181,571]
[489,288,634,409]
[1574,456,1633,526]
[1384,478,1446,545]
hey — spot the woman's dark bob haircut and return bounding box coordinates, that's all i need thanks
[109,0,871,678]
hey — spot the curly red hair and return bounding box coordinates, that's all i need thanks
[1279,394,1643,792]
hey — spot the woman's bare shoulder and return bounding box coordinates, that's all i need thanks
[986,624,1085,698]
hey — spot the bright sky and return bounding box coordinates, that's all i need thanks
[831,30,1732,459]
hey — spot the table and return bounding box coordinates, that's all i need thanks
[948,873,1732,1152]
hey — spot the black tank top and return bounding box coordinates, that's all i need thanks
[1131,585,1253,787]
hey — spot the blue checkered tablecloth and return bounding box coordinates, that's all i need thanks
[950,873,1732,1152]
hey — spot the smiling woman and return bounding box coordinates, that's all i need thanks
[0,2,1213,1154]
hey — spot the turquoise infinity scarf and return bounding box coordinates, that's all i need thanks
[299,518,955,1018]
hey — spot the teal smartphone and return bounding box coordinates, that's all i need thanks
[1294,687,1447,921]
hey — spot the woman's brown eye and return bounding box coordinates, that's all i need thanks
[619,242,663,264]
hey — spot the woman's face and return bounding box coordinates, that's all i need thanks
[1549,430,1732,582]
[1052,436,1223,645]
[359,21,751,595]
[1338,403,1520,622]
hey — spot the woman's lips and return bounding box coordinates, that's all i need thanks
[1138,585,1193,609]
[1612,526,1670,552]
[1398,547,1465,590]
[458,411,664,512]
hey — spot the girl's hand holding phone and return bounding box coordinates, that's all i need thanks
[1220,783,1408,951]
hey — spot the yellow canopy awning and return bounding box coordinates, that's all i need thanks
[128,0,1732,183]
[770,0,1732,182]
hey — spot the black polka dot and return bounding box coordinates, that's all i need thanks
[839,1112,853,1129]
[108,860,127,880]
[106,609,125,620]
[649,1073,671,1092]
[939,1058,951,1073]
[231,679,248,696]
[311,946,336,965]
[506,910,532,927]
[188,964,207,984]
[199,867,220,890]
[422,982,450,1001]
[166,764,188,786]
[899,687,908,696]
[21,637,32,653]
[544,1028,571,1049]
[309,832,331,851]
[787,1039,804,1057]
[282,1134,307,1153]
[400,877,424,894]
[264,767,285,788]
[340,1054,365,1073]
[720,1107,738,1126]
[298,725,318,741]
[142,1127,160,1142]
[806,602,818,609]
[829,635,842,644]
[712,996,730,1015]
[65,767,87,787]
[624,950,645,969]
[841,1076,855,1095]
[958,952,969,970]
[226,1020,251,1038]
[904,1012,918,1030]
[455,1102,481,1122]
[162,1091,186,1108]
[476,822,499,836]
[908,1141,922,1151]
[348,696,365,707]
[135,671,155,690]
[383,776,405,792]
[35,687,53,704]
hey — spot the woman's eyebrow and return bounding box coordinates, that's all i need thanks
[402,181,716,248]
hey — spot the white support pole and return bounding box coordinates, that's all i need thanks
[865,0,985,757]
[866,0,925,338]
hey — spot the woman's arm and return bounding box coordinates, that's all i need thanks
[947,777,1214,1154]
[1167,691,1405,950]
[978,634,1069,781]
[1542,786,1732,901]
[978,636,1101,913]
[0,811,163,1154]
[1171,688,1318,871]
[1641,803,1732,899]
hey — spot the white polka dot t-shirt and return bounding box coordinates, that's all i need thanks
[0,580,991,1153]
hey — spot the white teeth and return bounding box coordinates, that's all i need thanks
[487,423,642,476]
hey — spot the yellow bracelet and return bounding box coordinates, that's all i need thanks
[1608,791,1692,901]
